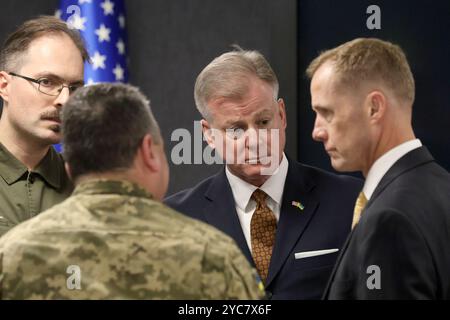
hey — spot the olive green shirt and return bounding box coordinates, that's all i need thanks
[0,179,265,299]
[0,143,73,237]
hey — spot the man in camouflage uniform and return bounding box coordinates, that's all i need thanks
[0,84,264,299]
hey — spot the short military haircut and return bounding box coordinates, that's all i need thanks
[306,38,415,104]
[62,83,162,180]
[194,46,279,121]
[0,15,90,71]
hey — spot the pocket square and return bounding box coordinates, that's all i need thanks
[294,248,339,260]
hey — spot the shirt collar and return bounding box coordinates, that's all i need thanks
[0,143,64,188]
[0,142,27,184]
[226,153,289,211]
[363,139,422,200]
[73,179,153,199]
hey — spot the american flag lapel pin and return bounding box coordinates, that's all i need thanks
[291,201,305,211]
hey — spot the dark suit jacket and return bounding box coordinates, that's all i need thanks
[165,160,362,299]
[324,146,450,299]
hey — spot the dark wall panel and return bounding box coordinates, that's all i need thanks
[297,0,450,173]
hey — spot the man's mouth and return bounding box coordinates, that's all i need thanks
[40,109,61,123]
[245,159,259,164]
[43,117,61,123]
[245,156,271,164]
[41,114,62,133]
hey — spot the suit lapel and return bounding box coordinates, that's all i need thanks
[203,169,254,264]
[265,162,319,287]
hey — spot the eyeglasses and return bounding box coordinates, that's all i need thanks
[8,72,83,96]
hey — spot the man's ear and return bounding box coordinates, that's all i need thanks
[366,91,387,123]
[201,119,216,149]
[140,134,161,172]
[64,162,73,181]
[0,71,10,103]
[277,98,287,129]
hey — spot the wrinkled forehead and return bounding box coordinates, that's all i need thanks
[208,96,277,128]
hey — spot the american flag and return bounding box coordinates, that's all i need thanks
[54,0,129,152]
[56,0,129,84]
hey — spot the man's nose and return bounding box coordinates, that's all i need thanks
[312,117,328,142]
[244,128,261,149]
[54,86,71,107]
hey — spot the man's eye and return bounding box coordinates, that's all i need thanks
[259,119,270,126]
[323,112,333,122]
[39,78,55,87]
[69,85,82,93]
[318,110,333,122]
[226,128,245,139]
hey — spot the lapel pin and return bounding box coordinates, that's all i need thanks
[291,201,304,211]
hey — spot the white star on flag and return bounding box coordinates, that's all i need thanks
[113,64,125,81]
[68,14,87,31]
[101,0,115,16]
[95,24,111,42]
[54,10,62,19]
[116,39,125,55]
[58,0,129,84]
[118,14,126,28]
[91,51,107,70]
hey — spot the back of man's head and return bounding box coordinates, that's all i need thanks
[306,38,415,106]
[62,83,162,182]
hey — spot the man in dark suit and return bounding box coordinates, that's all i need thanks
[307,38,450,299]
[165,47,362,299]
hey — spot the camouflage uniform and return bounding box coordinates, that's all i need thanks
[0,179,264,299]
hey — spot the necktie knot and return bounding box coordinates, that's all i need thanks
[252,189,268,206]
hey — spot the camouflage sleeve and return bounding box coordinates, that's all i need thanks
[223,244,266,300]
[200,237,265,300]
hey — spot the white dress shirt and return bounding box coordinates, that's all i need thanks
[226,153,289,253]
[363,139,422,200]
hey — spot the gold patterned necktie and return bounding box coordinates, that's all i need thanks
[250,189,277,283]
[352,191,368,229]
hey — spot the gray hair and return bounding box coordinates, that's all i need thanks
[194,47,279,121]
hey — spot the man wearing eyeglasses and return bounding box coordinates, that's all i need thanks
[0,16,89,236]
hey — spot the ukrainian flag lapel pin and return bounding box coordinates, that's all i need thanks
[291,200,305,211]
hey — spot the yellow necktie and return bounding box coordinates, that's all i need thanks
[250,189,277,283]
[352,191,368,229]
